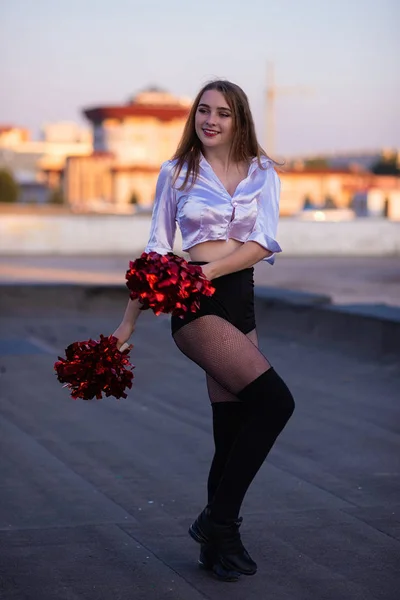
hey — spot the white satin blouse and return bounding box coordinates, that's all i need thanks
[144,154,282,264]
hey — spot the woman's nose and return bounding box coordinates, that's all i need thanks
[205,111,217,125]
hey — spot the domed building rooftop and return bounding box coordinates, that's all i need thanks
[131,86,191,107]
[84,86,191,123]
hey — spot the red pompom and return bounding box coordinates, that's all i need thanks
[54,335,134,400]
[125,252,215,317]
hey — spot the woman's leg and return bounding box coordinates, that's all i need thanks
[209,368,295,522]
[198,330,258,579]
[173,315,271,393]
[205,328,259,503]
[173,316,294,574]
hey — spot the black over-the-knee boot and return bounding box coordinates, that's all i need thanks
[199,401,246,580]
[190,368,295,575]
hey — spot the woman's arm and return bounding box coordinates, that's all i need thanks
[113,162,177,348]
[112,297,142,348]
[144,161,177,254]
[246,166,282,265]
[203,241,271,280]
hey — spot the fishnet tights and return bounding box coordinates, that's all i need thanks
[205,328,260,403]
[173,316,295,518]
[173,315,270,399]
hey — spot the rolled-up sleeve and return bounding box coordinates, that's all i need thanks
[248,166,282,265]
[144,161,177,254]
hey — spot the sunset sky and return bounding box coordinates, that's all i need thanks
[1,0,399,155]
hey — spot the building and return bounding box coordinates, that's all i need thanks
[0,126,30,146]
[278,167,400,219]
[278,168,372,215]
[0,123,92,196]
[41,122,92,144]
[64,88,191,210]
[64,152,114,211]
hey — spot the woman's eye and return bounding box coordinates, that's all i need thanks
[198,108,207,114]
[220,113,230,118]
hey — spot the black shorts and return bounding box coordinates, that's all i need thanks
[170,262,256,336]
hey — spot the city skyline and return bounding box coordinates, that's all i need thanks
[1,0,399,156]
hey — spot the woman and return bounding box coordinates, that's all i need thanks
[113,80,295,581]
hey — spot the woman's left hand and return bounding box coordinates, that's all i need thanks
[199,263,216,282]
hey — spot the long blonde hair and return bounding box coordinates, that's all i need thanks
[172,80,275,190]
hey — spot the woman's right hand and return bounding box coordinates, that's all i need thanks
[112,321,135,351]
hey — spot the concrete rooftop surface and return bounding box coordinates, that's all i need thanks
[0,285,399,600]
[1,255,400,307]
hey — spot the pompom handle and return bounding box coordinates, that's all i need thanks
[119,342,131,352]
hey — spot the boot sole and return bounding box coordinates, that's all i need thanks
[198,558,241,582]
[212,563,241,582]
[190,525,257,577]
[219,555,257,576]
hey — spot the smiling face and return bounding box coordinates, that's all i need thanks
[194,89,234,150]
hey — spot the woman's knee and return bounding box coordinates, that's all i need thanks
[238,368,295,422]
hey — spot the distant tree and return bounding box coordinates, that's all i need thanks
[323,195,337,209]
[371,153,400,175]
[0,168,19,203]
[303,195,314,210]
[48,187,65,204]
[304,158,330,170]
[383,198,389,218]
[129,191,139,205]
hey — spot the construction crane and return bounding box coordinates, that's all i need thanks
[265,61,313,157]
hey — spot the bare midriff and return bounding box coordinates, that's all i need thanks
[188,238,243,263]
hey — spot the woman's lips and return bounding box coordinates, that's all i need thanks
[203,129,219,138]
